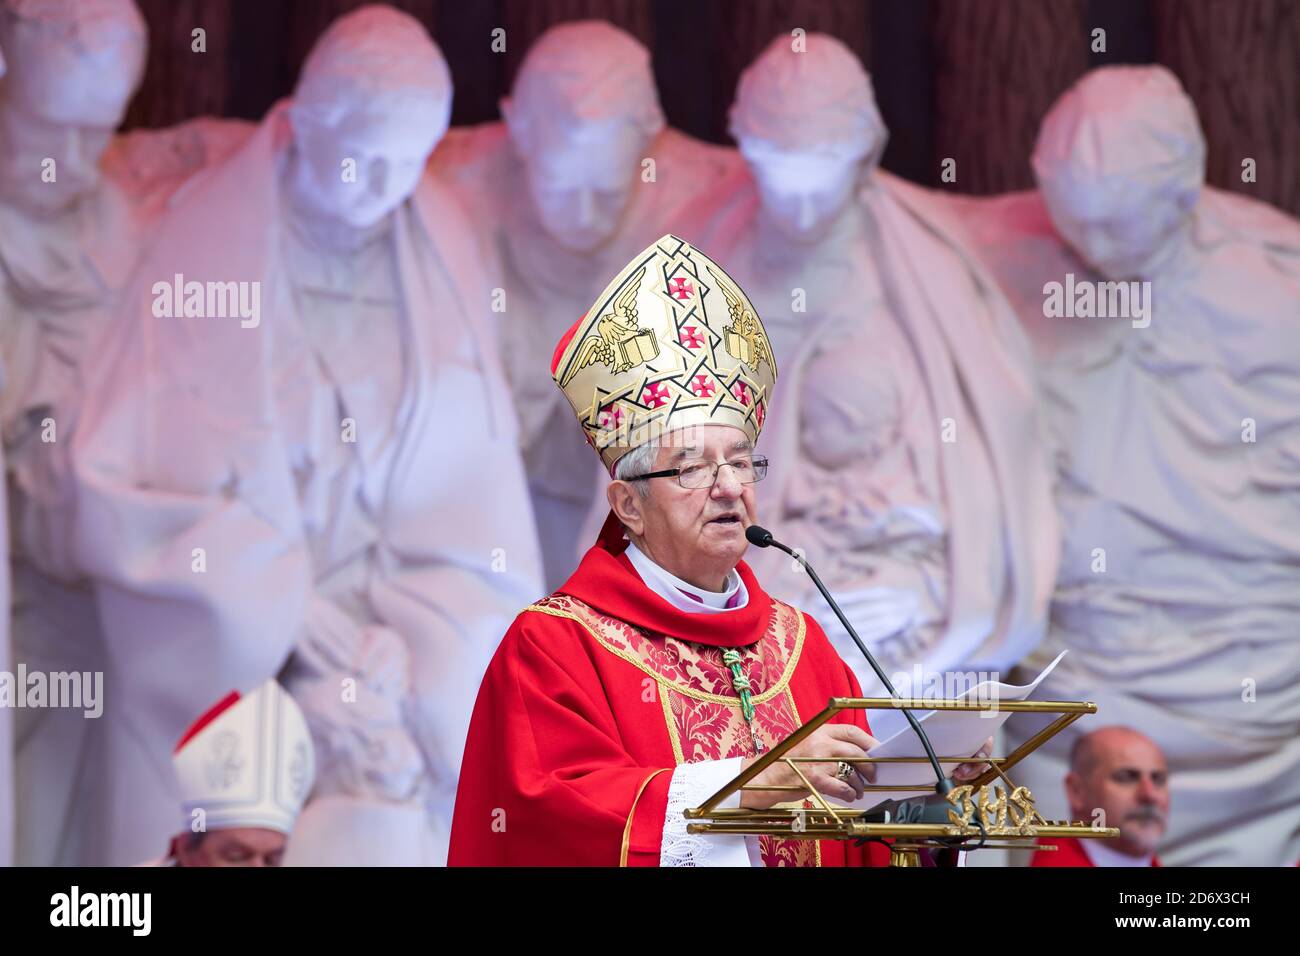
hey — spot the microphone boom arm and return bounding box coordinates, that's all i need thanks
[746,525,953,796]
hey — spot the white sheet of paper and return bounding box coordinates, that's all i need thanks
[849,650,1069,804]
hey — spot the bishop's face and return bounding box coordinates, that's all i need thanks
[288,104,443,230]
[518,119,648,254]
[0,37,139,216]
[611,425,758,591]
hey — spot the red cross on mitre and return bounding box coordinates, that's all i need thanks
[690,374,716,398]
[731,381,751,406]
[597,404,624,430]
[641,381,671,409]
[755,399,765,428]
[668,277,694,300]
[679,325,704,350]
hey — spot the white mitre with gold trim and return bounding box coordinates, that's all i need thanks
[551,234,778,473]
[173,679,315,835]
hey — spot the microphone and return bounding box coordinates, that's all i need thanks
[745,524,955,816]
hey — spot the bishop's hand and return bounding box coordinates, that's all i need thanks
[739,724,879,810]
[951,736,995,782]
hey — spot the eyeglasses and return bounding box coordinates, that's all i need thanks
[624,456,769,490]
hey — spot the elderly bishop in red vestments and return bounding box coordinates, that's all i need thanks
[450,236,982,866]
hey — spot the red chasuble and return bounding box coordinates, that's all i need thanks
[449,514,890,867]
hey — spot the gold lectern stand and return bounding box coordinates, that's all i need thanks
[685,698,1120,866]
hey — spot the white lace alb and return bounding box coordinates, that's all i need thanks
[659,757,753,867]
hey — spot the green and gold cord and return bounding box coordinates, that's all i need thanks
[722,647,763,754]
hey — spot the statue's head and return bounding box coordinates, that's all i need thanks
[0,0,146,214]
[730,33,886,245]
[502,21,664,253]
[1033,65,1204,282]
[288,4,451,230]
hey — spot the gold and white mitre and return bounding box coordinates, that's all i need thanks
[173,679,315,835]
[550,234,778,472]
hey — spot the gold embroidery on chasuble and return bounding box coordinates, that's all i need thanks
[526,594,820,867]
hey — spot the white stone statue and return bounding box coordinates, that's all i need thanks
[431,20,743,590]
[0,0,146,868]
[0,0,255,867]
[637,33,1060,723]
[957,65,1300,866]
[69,4,543,866]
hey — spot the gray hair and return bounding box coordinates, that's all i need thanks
[612,439,659,499]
